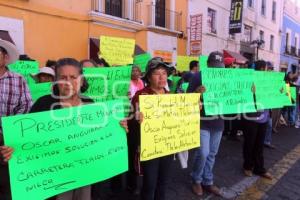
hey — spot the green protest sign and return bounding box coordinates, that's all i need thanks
[2,100,128,200]
[181,83,189,93]
[169,76,181,93]
[254,71,291,109]
[83,66,132,102]
[199,56,208,70]
[8,61,39,85]
[133,53,151,72]
[202,68,256,115]
[28,82,52,101]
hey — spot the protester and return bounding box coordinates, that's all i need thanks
[242,60,272,179]
[224,57,235,68]
[188,51,225,197]
[223,57,243,141]
[0,39,32,200]
[2,58,128,200]
[128,57,173,200]
[46,59,57,70]
[19,54,35,61]
[94,57,110,67]
[128,65,144,99]
[79,59,97,68]
[295,74,300,128]
[264,62,276,149]
[182,60,199,82]
[282,64,298,126]
[31,66,55,83]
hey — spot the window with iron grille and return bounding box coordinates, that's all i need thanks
[105,0,122,18]
[248,0,254,8]
[244,25,252,42]
[261,0,266,16]
[207,8,217,34]
[155,0,166,28]
[259,30,264,41]
[272,1,276,21]
[270,35,274,51]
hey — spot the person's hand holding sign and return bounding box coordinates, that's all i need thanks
[195,85,206,93]
[0,146,14,162]
[120,119,128,133]
[195,85,205,111]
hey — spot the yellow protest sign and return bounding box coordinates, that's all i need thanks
[139,94,201,161]
[100,36,135,66]
[176,56,198,71]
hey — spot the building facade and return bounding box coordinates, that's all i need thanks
[240,0,283,69]
[187,0,239,57]
[187,0,283,70]
[0,0,187,66]
[280,0,300,71]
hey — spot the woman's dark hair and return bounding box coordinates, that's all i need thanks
[94,57,110,67]
[79,59,98,68]
[53,58,89,96]
[145,64,168,84]
[46,60,57,68]
[0,46,8,55]
[254,60,266,71]
[189,60,199,71]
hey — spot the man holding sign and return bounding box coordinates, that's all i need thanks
[188,52,225,197]
[0,39,32,200]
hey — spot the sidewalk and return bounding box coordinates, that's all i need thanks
[96,126,300,200]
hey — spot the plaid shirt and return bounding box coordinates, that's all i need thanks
[0,69,32,136]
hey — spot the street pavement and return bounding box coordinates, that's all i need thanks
[96,126,300,200]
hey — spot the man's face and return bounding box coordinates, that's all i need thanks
[0,51,9,68]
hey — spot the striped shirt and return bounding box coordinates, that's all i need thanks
[0,69,32,135]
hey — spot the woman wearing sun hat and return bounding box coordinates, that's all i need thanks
[128,57,173,200]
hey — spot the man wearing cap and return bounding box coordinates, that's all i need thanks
[31,66,55,83]
[0,39,32,199]
[188,51,225,197]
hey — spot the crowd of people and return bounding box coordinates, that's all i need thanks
[0,38,299,200]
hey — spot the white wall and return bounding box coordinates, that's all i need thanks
[147,31,177,65]
[188,0,239,56]
[0,16,24,54]
[188,0,283,70]
[243,0,284,69]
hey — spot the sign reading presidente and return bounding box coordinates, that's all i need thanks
[229,0,243,34]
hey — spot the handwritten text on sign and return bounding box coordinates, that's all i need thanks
[254,71,291,109]
[2,100,128,200]
[83,66,132,102]
[139,94,200,161]
[202,68,256,115]
[8,60,39,85]
[100,36,135,66]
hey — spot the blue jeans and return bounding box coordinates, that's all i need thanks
[282,106,296,124]
[264,118,273,145]
[191,129,223,186]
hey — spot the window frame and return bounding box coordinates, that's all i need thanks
[261,0,266,16]
[207,8,217,34]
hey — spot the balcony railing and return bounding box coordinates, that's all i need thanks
[291,46,297,56]
[285,45,291,54]
[91,0,142,23]
[147,4,182,32]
